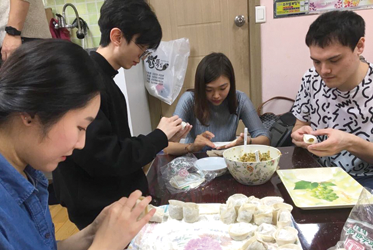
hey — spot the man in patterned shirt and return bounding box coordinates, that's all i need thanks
[291,10,373,188]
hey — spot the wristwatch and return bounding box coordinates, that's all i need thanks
[5,26,21,36]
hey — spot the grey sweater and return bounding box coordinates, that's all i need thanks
[174,90,270,149]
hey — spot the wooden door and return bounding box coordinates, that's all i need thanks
[147,0,262,134]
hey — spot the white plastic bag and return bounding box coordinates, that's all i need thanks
[144,38,190,105]
[160,154,217,194]
[329,187,373,250]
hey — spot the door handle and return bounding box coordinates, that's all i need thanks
[234,15,246,27]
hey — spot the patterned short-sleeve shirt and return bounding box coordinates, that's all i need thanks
[292,63,373,176]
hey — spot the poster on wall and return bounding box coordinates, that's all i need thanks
[344,0,373,8]
[274,0,308,17]
[274,0,373,18]
[309,0,342,12]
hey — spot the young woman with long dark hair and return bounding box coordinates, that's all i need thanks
[164,52,270,155]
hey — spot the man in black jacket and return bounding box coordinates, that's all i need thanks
[52,0,186,229]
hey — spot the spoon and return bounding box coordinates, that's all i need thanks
[243,127,248,154]
[255,150,259,162]
[244,127,248,146]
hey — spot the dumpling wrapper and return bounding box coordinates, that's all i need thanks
[181,121,187,130]
[303,134,318,144]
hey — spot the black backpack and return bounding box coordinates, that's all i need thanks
[269,112,296,147]
[257,96,296,147]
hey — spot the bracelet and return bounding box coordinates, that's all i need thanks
[185,143,192,153]
[249,138,252,144]
[5,26,21,36]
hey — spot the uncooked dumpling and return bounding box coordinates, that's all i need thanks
[237,203,256,223]
[277,209,292,228]
[168,199,185,220]
[228,222,257,241]
[253,205,273,225]
[148,204,164,223]
[278,244,302,250]
[273,226,298,246]
[220,204,237,224]
[273,203,293,225]
[255,223,277,242]
[183,202,199,223]
[260,196,284,207]
[240,236,268,250]
[247,196,261,206]
[227,193,249,210]
[135,196,148,220]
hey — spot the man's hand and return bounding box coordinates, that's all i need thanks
[291,125,314,148]
[307,128,352,157]
[169,123,192,142]
[156,115,182,140]
[1,34,22,61]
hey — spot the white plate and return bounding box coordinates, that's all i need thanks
[213,141,232,147]
[195,157,227,176]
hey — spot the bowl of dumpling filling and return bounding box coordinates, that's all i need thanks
[223,145,281,185]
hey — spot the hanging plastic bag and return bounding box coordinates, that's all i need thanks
[329,187,373,250]
[144,38,190,105]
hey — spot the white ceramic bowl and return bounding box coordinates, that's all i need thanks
[223,145,281,185]
[195,157,228,177]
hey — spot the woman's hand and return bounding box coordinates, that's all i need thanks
[215,138,239,150]
[189,131,216,152]
[88,190,155,250]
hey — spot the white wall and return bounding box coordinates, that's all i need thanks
[260,0,373,113]
[114,63,152,136]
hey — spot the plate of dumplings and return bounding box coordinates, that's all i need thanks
[128,194,302,250]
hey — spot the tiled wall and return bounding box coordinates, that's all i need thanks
[44,0,104,48]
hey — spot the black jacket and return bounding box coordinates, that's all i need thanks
[52,52,168,229]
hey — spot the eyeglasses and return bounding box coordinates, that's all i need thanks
[134,42,152,60]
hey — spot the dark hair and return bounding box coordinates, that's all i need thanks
[0,39,101,134]
[193,52,237,126]
[306,10,365,51]
[98,0,162,49]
